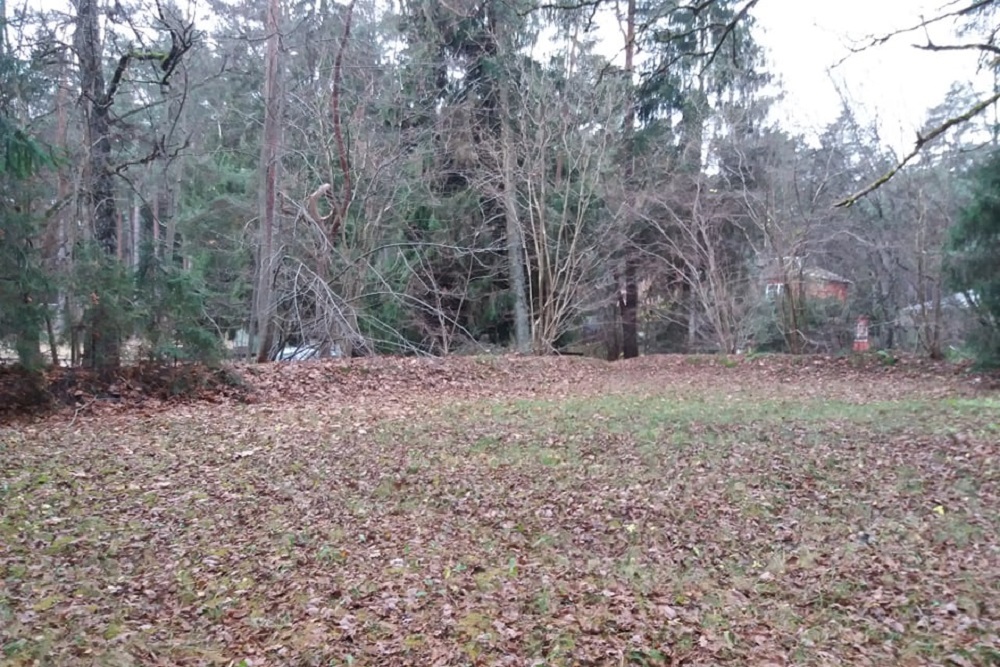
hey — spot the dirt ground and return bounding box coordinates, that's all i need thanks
[1,354,998,666]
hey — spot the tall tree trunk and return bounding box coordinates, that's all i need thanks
[621,261,639,358]
[500,78,531,353]
[131,198,140,268]
[163,167,180,265]
[254,0,283,362]
[75,0,121,368]
[620,0,639,359]
[317,0,356,359]
[52,67,73,353]
[152,190,160,253]
[75,0,116,255]
[687,286,697,348]
[604,301,622,360]
[929,283,943,360]
[115,210,123,259]
[162,80,187,267]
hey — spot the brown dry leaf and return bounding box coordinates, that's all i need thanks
[1,354,997,665]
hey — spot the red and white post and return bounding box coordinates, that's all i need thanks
[853,316,870,352]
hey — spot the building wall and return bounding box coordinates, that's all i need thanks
[806,281,849,303]
[765,279,850,303]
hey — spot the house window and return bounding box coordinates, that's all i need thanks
[765,283,785,300]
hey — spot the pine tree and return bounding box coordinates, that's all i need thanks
[0,16,56,369]
[947,150,1000,367]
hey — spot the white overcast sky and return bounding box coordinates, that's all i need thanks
[751,0,994,152]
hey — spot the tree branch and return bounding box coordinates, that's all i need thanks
[155,0,198,86]
[703,0,761,69]
[835,90,1000,208]
[103,52,162,106]
[531,0,603,11]
[305,183,335,227]
[913,40,1000,56]
[834,0,996,68]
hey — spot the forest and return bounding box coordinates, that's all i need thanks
[2,0,1000,370]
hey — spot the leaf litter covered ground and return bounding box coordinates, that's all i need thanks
[2,354,999,666]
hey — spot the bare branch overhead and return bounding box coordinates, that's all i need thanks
[844,0,996,54]
[834,90,1000,208]
[912,40,1000,56]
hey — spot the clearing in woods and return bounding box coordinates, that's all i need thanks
[1,354,998,666]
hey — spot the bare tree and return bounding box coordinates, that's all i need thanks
[638,172,755,353]
[481,53,624,353]
[263,0,485,358]
[252,0,284,362]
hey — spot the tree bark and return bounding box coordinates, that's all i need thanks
[604,302,622,360]
[152,190,160,253]
[620,0,639,360]
[53,67,72,349]
[317,0,356,359]
[163,168,180,264]
[500,78,531,353]
[75,0,121,368]
[254,0,283,362]
[75,0,116,255]
[131,198,140,267]
[621,260,639,358]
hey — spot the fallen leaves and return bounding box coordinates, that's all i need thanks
[1,354,998,665]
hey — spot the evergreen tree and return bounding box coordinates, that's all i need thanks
[0,16,55,369]
[947,150,1000,366]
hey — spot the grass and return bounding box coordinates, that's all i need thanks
[1,356,998,665]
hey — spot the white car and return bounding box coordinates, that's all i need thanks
[275,343,342,361]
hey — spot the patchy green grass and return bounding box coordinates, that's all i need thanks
[1,357,998,666]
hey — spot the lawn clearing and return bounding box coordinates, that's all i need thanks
[1,355,998,666]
